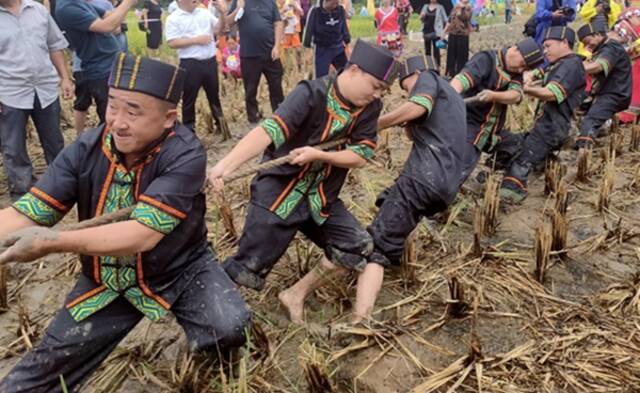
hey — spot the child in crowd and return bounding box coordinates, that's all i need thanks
[222,33,242,79]
[281,0,304,67]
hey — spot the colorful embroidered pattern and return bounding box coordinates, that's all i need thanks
[132,202,181,234]
[270,85,361,224]
[12,192,64,227]
[409,95,433,114]
[347,144,374,160]
[595,57,610,77]
[547,81,567,103]
[261,118,286,149]
[67,140,169,322]
[454,72,473,92]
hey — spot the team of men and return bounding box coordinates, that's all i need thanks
[0,15,633,391]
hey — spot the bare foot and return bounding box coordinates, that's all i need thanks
[278,290,305,325]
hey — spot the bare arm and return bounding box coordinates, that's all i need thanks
[52,221,164,256]
[225,0,245,27]
[49,50,71,82]
[274,20,283,49]
[523,85,557,101]
[321,150,367,169]
[583,60,604,75]
[486,90,522,105]
[378,102,428,130]
[211,126,274,178]
[167,35,211,48]
[141,8,148,28]
[89,0,136,33]
[0,208,38,240]
[0,220,165,265]
[450,77,463,94]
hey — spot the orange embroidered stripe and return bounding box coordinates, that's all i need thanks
[138,195,187,219]
[357,139,377,149]
[463,71,475,87]
[66,285,107,308]
[137,254,170,309]
[30,187,67,212]
[503,176,528,191]
[549,81,567,98]
[320,115,333,142]
[269,177,298,212]
[273,115,290,139]
[129,56,142,90]
[576,136,594,142]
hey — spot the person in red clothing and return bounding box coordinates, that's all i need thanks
[222,32,242,79]
[375,0,403,57]
[612,8,640,123]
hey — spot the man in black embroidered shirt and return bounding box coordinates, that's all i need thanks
[208,40,398,323]
[575,21,632,150]
[348,55,468,323]
[450,37,545,183]
[0,54,250,393]
[500,26,586,203]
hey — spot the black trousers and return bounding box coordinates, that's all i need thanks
[423,34,441,67]
[446,34,469,77]
[72,77,109,124]
[0,257,251,393]
[0,96,64,200]
[368,175,447,267]
[179,57,224,131]
[223,200,373,291]
[240,55,284,123]
[578,93,629,143]
[501,122,569,192]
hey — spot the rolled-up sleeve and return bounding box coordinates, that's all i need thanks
[46,13,69,51]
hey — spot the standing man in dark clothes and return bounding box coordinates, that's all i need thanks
[303,0,351,78]
[500,26,586,203]
[450,37,546,183]
[226,0,285,126]
[56,0,136,125]
[575,21,632,150]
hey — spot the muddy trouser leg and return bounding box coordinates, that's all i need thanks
[298,199,373,272]
[576,94,627,148]
[223,203,304,290]
[458,141,482,187]
[487,128,525,171]
[172,251,251,354]
[0,276,142,393]
[502,125,568,194]
[368,176,446,267]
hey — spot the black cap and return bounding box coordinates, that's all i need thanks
[543,26,576,48]
[398,55,439,85]
[350,39,400,84]
[108,53,185,104]
[577,21,608,41]
[515,37,544,68]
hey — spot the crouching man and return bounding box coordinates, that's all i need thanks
[0,54,251,393]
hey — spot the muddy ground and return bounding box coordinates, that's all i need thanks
[1,19,640,393]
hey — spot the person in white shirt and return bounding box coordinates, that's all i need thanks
[168,0,177,13]
[165,0,226,133]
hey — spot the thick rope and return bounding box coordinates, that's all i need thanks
[0,93,482,241]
